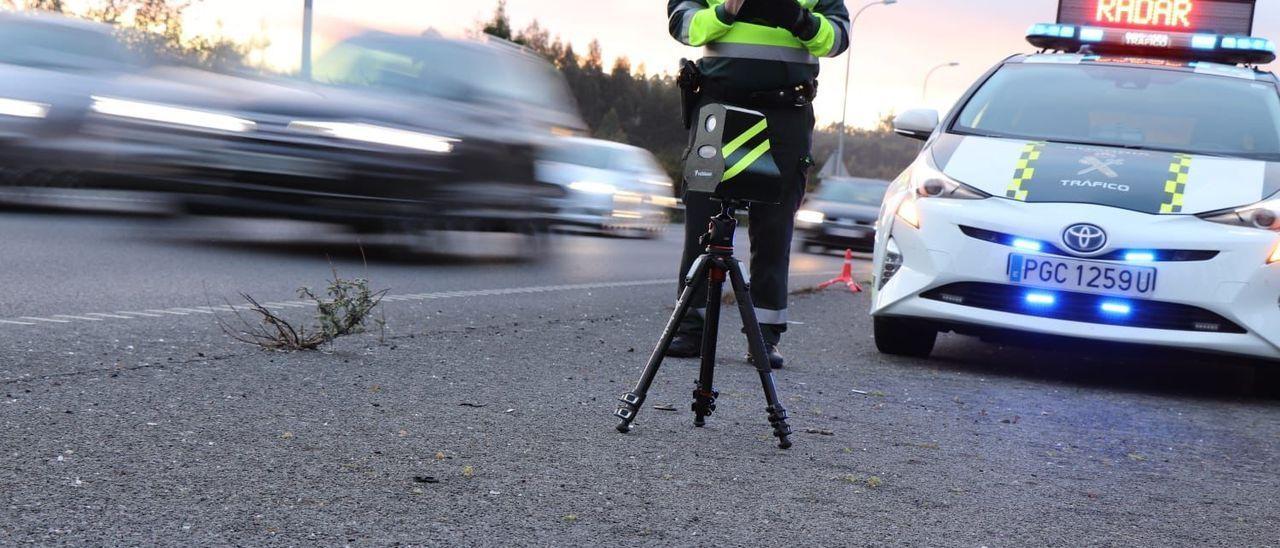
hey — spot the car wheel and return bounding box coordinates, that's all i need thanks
[874,316,937,358]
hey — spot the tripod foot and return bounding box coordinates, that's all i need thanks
[614,392,643,434]
[691,386,718,427]
[767,405,793,449]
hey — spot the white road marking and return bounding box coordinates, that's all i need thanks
[0,270,847,330]
[117,311,164,318]
[168,308,215,315]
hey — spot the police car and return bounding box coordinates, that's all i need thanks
[871,0,1280,360]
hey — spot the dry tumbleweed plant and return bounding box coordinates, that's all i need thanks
[220,267,388,351]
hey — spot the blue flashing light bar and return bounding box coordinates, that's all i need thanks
[1221,36,1277,52]
[1026,292,1057,306]
[1124,251,1157,262]
[1012,238,1043,252]
[1192,34,1218,50]
[1100,301,1133,316]
[1026,23,1277,65]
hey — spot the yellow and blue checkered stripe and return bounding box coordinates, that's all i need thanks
[1006,142,1045,201]
[1160,154,1193,214]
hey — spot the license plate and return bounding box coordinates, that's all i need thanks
[829,227,871,238]
[1007,253,1157,297]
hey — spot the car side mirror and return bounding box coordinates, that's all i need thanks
[893,109,940,141]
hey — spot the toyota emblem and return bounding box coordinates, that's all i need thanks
[1062,223,1108,254]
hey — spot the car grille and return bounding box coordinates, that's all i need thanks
[920,282,1246,334]
[958,225,1219,262]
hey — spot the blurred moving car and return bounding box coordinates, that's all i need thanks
[795,176,888,253]
[0,15,578,241]
[535,137,675,237]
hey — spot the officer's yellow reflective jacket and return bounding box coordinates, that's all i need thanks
[668,0,851,91]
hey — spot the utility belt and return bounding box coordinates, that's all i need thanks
[677,58,816,129]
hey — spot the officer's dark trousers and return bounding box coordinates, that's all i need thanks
[677,103,814,345]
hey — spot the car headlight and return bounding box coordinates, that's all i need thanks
[796,209,825,224]
[911,160,989,200]
[90,96,255,132]
[0,97,50,119]
[1198,199,1280,230]
[288,121,456,153]
[645,179,675,190]
[568,181,617,195]
[894,157,988,229]
[1199,199,1280,264]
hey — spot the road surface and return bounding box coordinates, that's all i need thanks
[1,207,1277,546]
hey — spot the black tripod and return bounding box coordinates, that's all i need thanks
[613,199,793,449]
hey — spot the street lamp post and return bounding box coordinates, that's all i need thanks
[834,0,896,178]
[922,61,959,103]
[301,0,314,80]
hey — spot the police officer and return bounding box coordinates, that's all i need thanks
[665,0,851,368]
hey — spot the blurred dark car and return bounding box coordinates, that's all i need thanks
[104,32,581,235]
[795,176,889,253]
[0,14,578,237]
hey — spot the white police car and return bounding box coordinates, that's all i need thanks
[871,0,1280,360]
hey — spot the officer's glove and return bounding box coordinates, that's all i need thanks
[742,1,820,41]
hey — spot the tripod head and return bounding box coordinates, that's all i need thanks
[701,198,748,251]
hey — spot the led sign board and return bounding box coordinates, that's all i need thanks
[1057,0,1255,36]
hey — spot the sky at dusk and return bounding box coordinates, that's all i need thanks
[73,0,1280,128]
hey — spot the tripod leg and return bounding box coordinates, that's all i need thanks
[614,255,712,433]
[692,258,725,427]
[726,259,793,449]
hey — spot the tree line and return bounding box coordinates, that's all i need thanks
[5,0,255,71]
[481,1,920,184]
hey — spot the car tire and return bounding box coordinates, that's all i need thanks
[874,316,937,358]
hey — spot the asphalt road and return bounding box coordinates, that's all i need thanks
[1,205,1278,546]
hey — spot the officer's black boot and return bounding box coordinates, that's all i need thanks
[665,331,702,358]
[745,344,785,369]
[745,324,785,369]
[665,312,704,358]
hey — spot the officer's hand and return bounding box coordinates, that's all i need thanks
[758,0,819,40]
[723,0,746,16]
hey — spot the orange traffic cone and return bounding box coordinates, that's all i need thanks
[818,249,863,293]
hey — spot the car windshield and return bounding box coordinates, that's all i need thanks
[815,179,887,205]
[314,36,575,113]
[953,62,1280,161]
[0,21,133,70]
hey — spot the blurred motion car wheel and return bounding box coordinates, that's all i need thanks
[874,316,938,358]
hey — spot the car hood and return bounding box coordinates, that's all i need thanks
[930,134,1280,215]
[803,199,880,221]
